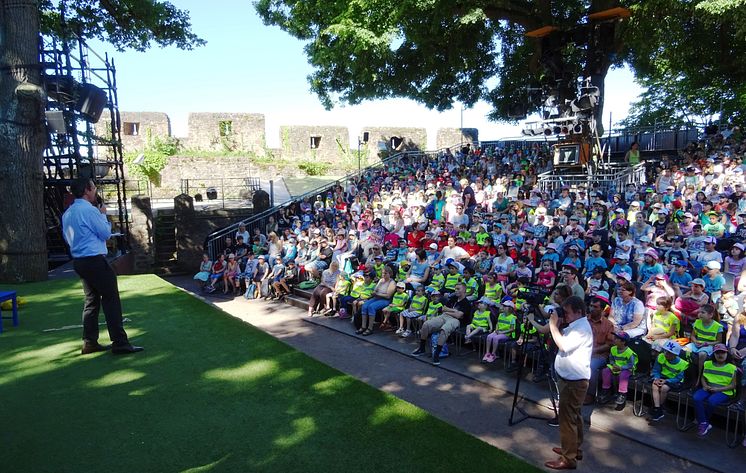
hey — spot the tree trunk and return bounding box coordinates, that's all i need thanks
[0,0,48,282]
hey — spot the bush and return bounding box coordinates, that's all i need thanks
[298,160,330,176]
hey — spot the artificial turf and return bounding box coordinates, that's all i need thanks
[0,275,539,473]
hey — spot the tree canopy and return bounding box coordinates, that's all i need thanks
[254,0,746,128]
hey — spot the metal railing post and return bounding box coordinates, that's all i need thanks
[270,180,274,207]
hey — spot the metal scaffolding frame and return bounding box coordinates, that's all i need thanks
[40,32,129,266]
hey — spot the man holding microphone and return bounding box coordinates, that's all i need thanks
[544,296,593,470]
[62,177,143,356]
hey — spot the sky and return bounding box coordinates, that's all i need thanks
[89,0,643,149]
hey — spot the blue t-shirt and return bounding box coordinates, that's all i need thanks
[669,271,692,288]
[703,274,725,294]
[584,256,608,276]
[639,263,664,281]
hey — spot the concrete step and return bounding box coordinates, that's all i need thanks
[285,294,309,310]
[292,287,313,299]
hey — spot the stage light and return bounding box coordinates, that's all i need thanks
[543,127,553,136]
[553,126,562,135]
[573,122,584,134]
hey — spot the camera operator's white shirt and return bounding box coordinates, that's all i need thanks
[554,317,593,381]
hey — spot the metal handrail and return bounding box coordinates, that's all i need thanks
[203,145,460,259]
[536,163,646,195]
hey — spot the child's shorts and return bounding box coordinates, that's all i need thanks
[685,343,714,356]
[400,309,423,319]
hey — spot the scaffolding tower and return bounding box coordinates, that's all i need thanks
[40,33,129,267]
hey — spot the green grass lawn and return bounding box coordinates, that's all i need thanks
[0,275,539,473]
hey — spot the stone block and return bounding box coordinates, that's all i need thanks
[185,112,265,153]
[436,128,479,150]
[279,125,350,163]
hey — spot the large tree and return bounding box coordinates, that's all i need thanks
[0,0,203,282]
[254,0,745,129]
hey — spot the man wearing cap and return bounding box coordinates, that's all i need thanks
[544,296,593,470]
[648,340,689,421]
[412,282,472,366]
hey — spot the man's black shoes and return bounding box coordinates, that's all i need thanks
[112,344,145,355]
[81,342,111,355]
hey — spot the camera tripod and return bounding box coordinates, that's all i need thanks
[508,313,559,426]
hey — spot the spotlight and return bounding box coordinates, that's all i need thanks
[553,126,562,135]
[543,127,553,136]
[573,122,584,134]
[560,125,570,134]
[570,87,600,113]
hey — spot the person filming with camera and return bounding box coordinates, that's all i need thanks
[543,295,593,470]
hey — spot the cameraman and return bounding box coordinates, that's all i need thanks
[544,296,593,471]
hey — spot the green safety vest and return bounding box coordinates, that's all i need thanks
[335,279,351,296]
[391,292,409,309]
[471,310,491,329]
[444,273,461,290]
[428,273,445,290]
[702,360,737,396]
[358,281,376,299]
[463,277,478,296]
[349,280,365,298]
[484,283,501,302]
[656,353,689,380]
[426,302,443,319]
[607,346,638,373]
[497,313,517,337]
[397,266,409,281]
[693,319,720,343]
[652,312,679,338]
[373,264,384,279]
[476,231,490,245]
[409,295,428,313]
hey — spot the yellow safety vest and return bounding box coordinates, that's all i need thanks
[428,273,445,290]
[484,283,502,302]
[702,360,737,396]
[444,273,461,290]
[397,266,408,281]
[390,292,409,309]
[471,310,491,329]
[349,280,365,298]
[409,295,427,313]
[463,277,478,296]
[373,263,384,279]
[358,281,376,300]
[652,311,679,338]
[497,313,517,337]
[426,302,443,319]
[693,319,720,343]
[657,353,689,380]
[607,346,638,373]
[335,279,351,296]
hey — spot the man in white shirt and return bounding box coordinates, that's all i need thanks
[545,296,593,470]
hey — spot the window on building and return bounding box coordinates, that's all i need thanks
[123,122,140,136]
[219,120,233,137]
[310,136,322,149]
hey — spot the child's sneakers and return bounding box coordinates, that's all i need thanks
[395,327,404,335]
[648,407,664,422]
[401,330,412,338]
[697,422,712,437]
[481,353,492,363]
[463,337,472,345]
[338,308,349,319]
[614,393,627,411]
[597,389,612,404]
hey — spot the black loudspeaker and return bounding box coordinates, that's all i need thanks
[75,83,107,123]
[507,104,527,119]
[390,136,403,149]
[362,131,369,143]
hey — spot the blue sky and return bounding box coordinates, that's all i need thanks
[91,0,642,148]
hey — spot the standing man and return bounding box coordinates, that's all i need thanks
[62,177,144,355]
[545,296,593,470]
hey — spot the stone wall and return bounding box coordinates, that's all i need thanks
[128,196,155,273]
[185,112,266,154]
[363,126,427,153]
[280,125,349,163]
[174,194,254,272]
[118,112,171,151]
[436,128,479,150]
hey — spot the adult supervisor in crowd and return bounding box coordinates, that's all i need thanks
[545,295,593,470]
[62,177,144,355]
[411,282,472,365]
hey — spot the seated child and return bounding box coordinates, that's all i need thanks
[398,285,428,338]
[427,269,446,293]
[465,297,493,344]
[323,272,350,316]
[692,344,737,436]
[194,254,212,287]
[462,267,479,301]
[645,296,680,350]
[483,300,517,363]
[442,262,462,294]
[339,272,376,320]
[273,260,298,300]
[381,282,409,330]
[598,331,638,410]
[684,304,723,377]
[535,261,556,290]
[482,272,503,304]
[648,340,689,421]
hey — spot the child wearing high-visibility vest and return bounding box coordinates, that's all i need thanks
[398,285,428,338]
[381,282,409,330]
[599,332,638,410]
[645,296,680,350]
[427,270,446,293]
[692,343,737,436]
[465,298,493,343]
[423,290,443,321]
[482,273,503,305]
[684,304,724,374]
[442,263,462,293]
[462,267,479,301]
[648,340,689,421]
[324,273,351,316]
[483,299,517,363]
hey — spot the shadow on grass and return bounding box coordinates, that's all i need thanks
[0,275,538,473]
